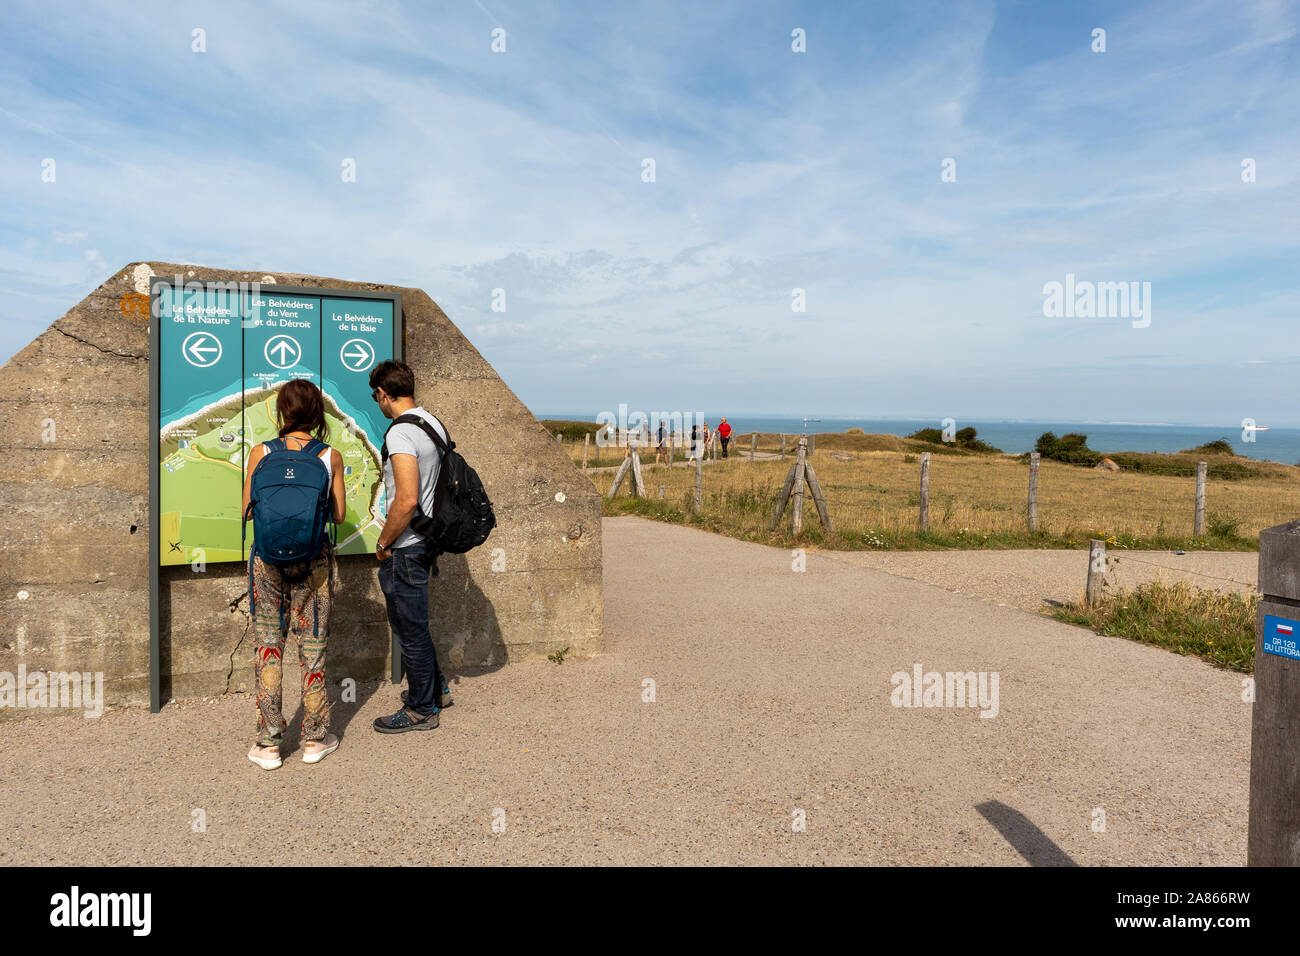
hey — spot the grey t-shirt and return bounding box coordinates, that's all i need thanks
[383,407,446,550]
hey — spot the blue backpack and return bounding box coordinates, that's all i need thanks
[243,437,336,583]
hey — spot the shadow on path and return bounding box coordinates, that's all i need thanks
[976,800,1078,867]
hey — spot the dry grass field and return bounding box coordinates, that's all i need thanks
[569,431,1300,551]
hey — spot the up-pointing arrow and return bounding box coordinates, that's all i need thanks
[271,339,296,362]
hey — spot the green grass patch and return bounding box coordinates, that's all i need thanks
[541,419,601,441]
[1048,580,1257,672]
[601,494,1258,553]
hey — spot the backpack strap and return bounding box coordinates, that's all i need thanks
[381,413,451,462]
[380,413,452,543]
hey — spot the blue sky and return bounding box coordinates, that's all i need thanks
[1,0,1297,425]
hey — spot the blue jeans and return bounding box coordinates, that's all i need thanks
[378,541,444,717]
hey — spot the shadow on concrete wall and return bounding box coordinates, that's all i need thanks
[426,552,509,677]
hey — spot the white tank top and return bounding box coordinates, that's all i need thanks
[264,438,331,479]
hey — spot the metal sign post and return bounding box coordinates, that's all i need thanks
[1249,519,1300,864]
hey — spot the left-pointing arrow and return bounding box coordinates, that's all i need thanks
[181,332,222,367]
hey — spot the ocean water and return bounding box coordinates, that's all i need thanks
[536,413,1300,465]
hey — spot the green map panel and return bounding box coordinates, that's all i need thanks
[157,285,394,567]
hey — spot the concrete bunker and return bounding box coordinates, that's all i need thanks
[0,262,602,712]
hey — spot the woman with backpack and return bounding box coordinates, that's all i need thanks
[241,379,346,770]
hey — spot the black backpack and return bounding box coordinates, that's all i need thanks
[381,413,496,554]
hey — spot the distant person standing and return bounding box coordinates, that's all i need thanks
[702,421,712,457]
[690,423,699,458]
[656,419,668,465]
[718,418,732,458]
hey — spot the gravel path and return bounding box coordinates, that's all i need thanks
[0,517,1249,865]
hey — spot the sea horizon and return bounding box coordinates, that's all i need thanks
[533,412,1300,465]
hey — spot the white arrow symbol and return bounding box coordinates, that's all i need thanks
[181,331,223,367]
[265,335,301,369]
[339,338,375,371]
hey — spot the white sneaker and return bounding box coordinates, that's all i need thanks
[248,743,282,770]
[302,733,339,764]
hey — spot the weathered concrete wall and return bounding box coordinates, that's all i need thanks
[0,262,602,714]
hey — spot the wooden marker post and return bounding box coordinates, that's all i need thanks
[1085,539,1106,606]
[1195,461,1207,535]
[1250,520,1300,865]
[1028,452,1040,532]
[750,433,758,460]
[780,434,786,456]
[582,433,590,472]
[918,452,931,533]
[808,434,815,457]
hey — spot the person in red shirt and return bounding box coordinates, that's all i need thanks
[718,418,733,458]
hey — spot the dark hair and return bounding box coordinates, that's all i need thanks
[369,359,415,398]
[275,379,327,440]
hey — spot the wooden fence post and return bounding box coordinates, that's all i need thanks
[770,458,799,530]
[918,452,930,533]
[630,445,646,497]
[791,437,808,534]
[1250,520,1300,864]
[582,433,590,472]
[803,458,832,533]
[606,454,633,499]
[1085,539,1107,606]
[1028,452,1040,532]
[750,433,758,460]
[780,434,787,456]
[1195,461,1207,535]
[693,448,704,514]
[808,434,815,456]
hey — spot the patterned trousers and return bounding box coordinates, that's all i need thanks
[250,553,333,745]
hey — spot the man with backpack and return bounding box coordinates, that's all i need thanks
[369,360,455,734]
